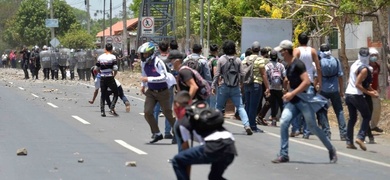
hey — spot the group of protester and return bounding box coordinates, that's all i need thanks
[132,32,386,179]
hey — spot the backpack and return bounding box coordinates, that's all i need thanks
[179,66,211,100]
[241,56,257,85]
[222,56,240,87]
[186,100,224,133]
[183,55,202,72]
[266,62,283,89]
[320,56,339,78]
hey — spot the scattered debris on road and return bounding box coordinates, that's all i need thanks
[125,161,136,167]
[16,148,27,156]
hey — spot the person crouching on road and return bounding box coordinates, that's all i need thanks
[139,41,176,144]
[89,66,130,113]
[96,43,119,117]
[171,91,236,180]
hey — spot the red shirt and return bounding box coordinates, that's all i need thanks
[370,62,380,90]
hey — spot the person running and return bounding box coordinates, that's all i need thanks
[139,41,176,144]
[272,40,337,163]
[96,43,119,117]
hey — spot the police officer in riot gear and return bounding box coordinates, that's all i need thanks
[20,46,30,79]
[29,46,41,79]
[59,47,70,80]
[40,45,51,80]
[50,48,60,80]
[68,49,77,80]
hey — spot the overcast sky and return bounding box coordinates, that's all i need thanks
[65,0,133,19]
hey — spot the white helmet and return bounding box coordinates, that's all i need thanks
[42,45,48,50]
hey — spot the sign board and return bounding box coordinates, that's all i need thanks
[45,19,59,28]
[106,36,113,44]
[114,36,122,43]
[50,38,60,48]
[141,17,154,36]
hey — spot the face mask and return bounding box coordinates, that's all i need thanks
[277,53,284,61]
[359,56,369,65]
[324,50,332,56]
[369,56,378,62]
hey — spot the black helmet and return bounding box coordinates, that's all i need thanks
[320,44,330,52]
[270,50,278,60]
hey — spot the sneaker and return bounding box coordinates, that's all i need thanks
[101,112,106,117]
[368,138,376,144]
[245,127,253,135]
[109,109,119,116]
[329,148,338,163]
[355,139,367,151]
[125,101,130,112]
[150,134,163,143]
[256,117,268,126]
[346,144,357,149]
[340,136,347,141]
[371,127,384,133]
[164,134,173,139]
[302,135,309,139]
[159,113,164,117]
[272,155,289,163]
[251,127,264,133]
[171,137,177,144]
[271,120,277,127]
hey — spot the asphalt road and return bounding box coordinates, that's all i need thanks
[1,77,390,180]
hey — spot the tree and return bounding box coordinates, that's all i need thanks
[3,0,77,47]
[129,0,142,18]
[59,23,95,49]
[0,0,22,50]
[263,0,389,80]
[53,0,77,37]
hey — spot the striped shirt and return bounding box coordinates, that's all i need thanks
[97,53,118,77]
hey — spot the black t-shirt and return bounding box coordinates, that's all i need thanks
[178,68,203,100]
[286,58,306,103]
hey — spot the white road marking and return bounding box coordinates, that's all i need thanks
[129,95,145,102]
[18,87,25,90]
[139,113,145,116]
[31,93,39,98]
[47,102,58,108]
[115,140,147,155]
[9,82,13,84]
[225,120,390,168]
[71,115,91,125]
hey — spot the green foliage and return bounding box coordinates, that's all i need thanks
[129,0,142,18]
[59,23,95,49]
[53,0,77,37]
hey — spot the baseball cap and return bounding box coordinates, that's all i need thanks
[274,40,293,52]
[359,47,370,57]
[252,41,261,51]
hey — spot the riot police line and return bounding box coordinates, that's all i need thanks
[34,46,105,81]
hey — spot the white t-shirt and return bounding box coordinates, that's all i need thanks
[298,47,315,83]
[179,126,204,145]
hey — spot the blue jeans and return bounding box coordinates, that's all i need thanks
[153,87,174,135]
[302,108,331,138]
[209,86,218,109]
[244,83,263,129]
[279,99,334,157]
[216,84,250,127]
[320,91,347,138]
[291,114,304,134]
[172,145,235,180]
[345,94,371,144]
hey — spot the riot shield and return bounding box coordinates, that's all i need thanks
[59,48,70,66]
[51,51,59,70]
[39,50,51,69]
[68,52,77,70]
[85,50,95,69]
[76,50,86,70]
[93,49,105,59]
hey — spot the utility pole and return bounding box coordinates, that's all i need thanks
[200,0,204,48]
[122,0,127,54]
[185,0,190,54]
[207,0,210,53]
[86,0,90,34]
[50,0,55,39]
[110,0,113,37]
[103,0,106,46]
